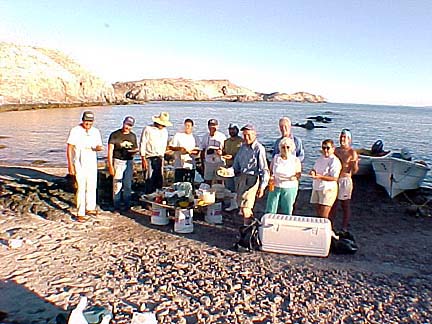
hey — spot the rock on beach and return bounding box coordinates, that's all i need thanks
[0,165,432,323]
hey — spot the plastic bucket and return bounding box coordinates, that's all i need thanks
[205,202,223,224]
[150,203,169,225]
[174,209,194,233]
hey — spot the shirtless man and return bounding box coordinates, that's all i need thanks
[330,129,359,231]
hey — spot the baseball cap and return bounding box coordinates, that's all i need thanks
[208,119,218,126]
[240,123,256,131]
[123,116,135,126]
[228,123,239,130]
[82,111,94,121]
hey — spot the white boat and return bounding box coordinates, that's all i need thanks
[372,153,430,198]
[356,148,392,176]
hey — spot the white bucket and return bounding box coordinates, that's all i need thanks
[200,190,216,204]
[150,203,169,225]
[174,209,194,233]
[205,202,223,224]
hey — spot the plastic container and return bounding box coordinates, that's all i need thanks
[200,190,216,204]
[174,209,194,233]
[150,203,169,225]
[205,202,223,224]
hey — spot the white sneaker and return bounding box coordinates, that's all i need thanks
[224,194,238,211]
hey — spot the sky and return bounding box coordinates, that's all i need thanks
[1,0,432,106]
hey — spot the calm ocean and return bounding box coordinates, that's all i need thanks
[0,101,431,188]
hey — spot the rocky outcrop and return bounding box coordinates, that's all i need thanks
[260,91,327,103]
[113,78,261,102]
[0,42,115,105]
[113,79,327,103]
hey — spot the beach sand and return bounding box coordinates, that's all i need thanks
[0,165,431,323]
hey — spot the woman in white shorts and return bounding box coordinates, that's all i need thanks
[310,139,342,218]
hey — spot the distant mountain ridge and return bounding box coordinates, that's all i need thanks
[0,43,326,107]
[113,78,326,103]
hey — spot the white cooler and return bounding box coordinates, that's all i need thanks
[259,214,332,257]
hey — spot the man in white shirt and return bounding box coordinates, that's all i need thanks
[140,112,172,194]
[66,111,103,222]
[200,119,227,184]
[167,118,201,184]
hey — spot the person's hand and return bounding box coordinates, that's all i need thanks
[216,148,223,156]
[68,165,76,176]
[108,165,115,176]
[93,145,104,152]
[222,154,233,160]
[141,159,148,171]
[310,170,317,178]
[190,148,200,155]
[257,188,264,198]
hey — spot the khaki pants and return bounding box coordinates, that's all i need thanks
[237,174,259,218]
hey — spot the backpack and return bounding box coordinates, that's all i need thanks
[331,231,358,254]
[233,218,262,252]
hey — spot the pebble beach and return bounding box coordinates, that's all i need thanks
[1,165,432,323]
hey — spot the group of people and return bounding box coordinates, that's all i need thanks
[66,110,358,232]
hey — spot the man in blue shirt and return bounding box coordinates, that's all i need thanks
[233,124,270,225]
[272,117,305,162]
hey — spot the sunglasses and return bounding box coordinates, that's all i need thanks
[322,146,332,150]
[282,146,290,149]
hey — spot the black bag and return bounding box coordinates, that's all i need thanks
[331,231,358,254]
[233,218,262,252]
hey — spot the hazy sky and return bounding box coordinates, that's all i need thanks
[2,0,431,106]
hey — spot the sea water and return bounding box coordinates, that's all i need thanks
[0,101,431,188]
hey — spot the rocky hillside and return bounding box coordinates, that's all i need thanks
[113,79,327,103]
[0,42,115,105]
[0,42,326,107]
[113,78,260,102]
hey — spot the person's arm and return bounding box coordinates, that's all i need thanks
[107,143,115,176]
[351,150,359,175]
[93,129,104,152]
[257,146,270,198]
[140,127,148,171]
[66,144,75,175]
[295,137,305,162]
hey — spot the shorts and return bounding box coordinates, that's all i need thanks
[237,174,259,213]
[204,161,224,181]
[337,176,353,200]
[310,187,338,206]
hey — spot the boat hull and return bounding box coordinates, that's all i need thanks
[372,156,430,198]
[356,149,392,176]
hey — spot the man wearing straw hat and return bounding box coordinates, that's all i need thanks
[140,112,172,194]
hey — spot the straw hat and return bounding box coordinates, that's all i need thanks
[152,112,172,127]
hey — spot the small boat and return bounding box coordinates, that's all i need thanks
[372,152,430,198]
[356,148,391,176]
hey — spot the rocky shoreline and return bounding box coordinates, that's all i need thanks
[1,165,431,323]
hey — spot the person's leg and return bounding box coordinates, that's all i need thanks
[144,157,154,194]
[329,199,339,223]
[320,205,332,218]
[122,160,134,209]
[341,199,351,231]
[75,168,86,217]
[265,188,280,214]
[113,159,126,210]
[239,175,259,224]
[85,166,98,212]
[153,157,163,190]
[280,187,298,215]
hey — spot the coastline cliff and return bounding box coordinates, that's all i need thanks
[0,42,115,107]
[0,43,326,110]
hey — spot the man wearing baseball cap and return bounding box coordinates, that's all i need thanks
[107,116,139,211]
[200,118,227,184]
[66,111,103,222]
[232,123,270,225]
